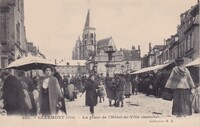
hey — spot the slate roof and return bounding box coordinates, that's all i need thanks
[97,37,112,49]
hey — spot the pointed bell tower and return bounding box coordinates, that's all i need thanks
[82,9,97,60]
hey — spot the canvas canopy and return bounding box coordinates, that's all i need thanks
[185,57,200,67]
[130,63,170,74]
[6,56,55,71]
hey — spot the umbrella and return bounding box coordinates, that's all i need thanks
[185,57,200,67]
[6,56,55,71]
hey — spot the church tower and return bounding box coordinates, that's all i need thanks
[82,9,97,60]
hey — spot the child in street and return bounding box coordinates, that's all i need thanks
[97,81,106,103]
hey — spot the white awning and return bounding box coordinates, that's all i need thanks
[185,58,200,67]
[130,63,169,74]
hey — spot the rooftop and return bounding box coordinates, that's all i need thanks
[57,60,86,66]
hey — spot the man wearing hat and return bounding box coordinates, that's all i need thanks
[165,57,196,117]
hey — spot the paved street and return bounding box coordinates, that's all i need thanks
[66,92,173,117]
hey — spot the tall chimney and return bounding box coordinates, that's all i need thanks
[138,45,140,52]
[55,59,57,64]
[138,45,141,59]
[149,43,152,52]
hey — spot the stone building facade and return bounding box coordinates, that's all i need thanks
[142,2,199,67]
[0,0,45,68]
[0,0,27,68]
[121,45,141,72]
[55,60,87,76]
[178,3,199,60]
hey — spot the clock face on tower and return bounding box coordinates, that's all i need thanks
[87,45,94,51]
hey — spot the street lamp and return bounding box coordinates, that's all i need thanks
[104,44,117,78]
[125,61,129,73]
[92,61,97,74]
[104,45,117,62]
[66,62,70,75]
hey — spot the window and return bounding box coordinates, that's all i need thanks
[173,52,176,59]
[2,59,8,69]
[188,36,190,50]
[85,40,87,44]
[91,33,93,38]
[170,53,173,60]
[180,45,182,56]
[190,33,193,49]
[91,40,93,45]
[174,50,177,59]
[185,38,187,51]
[182,44,184,56]
[16,22,20,43]
[180,44,182,56]
[18,0,21,12]
[166,50,169,60]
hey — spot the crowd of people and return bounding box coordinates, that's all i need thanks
[0,65,66,116]
[0,57,199,117]
[0,66,137,116]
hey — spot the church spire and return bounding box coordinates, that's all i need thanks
[84,9,90,29]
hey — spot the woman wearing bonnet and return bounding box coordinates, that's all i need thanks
[38,65,63,115]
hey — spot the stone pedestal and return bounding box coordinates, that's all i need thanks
[105,63,116,78]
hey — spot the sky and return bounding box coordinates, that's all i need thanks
[24,0,198,61]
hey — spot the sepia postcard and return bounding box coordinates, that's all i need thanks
[0,0,199,127]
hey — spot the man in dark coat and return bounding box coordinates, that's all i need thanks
[0,71,29,116]
[114,75,125,107]
[63,75,69,98]
[154,70,162,97]
[80,75,98,114]
[144,73,154,96]
[105,77,116,106]
[132,75,139,95]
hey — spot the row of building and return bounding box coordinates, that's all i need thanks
[57,2,199,77]
[142,2,199,68]
[70,2,199,76]
[0,0,45,69]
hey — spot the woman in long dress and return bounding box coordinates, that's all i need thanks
[38,65,63,115]
[165,58,195,117]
